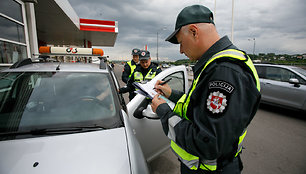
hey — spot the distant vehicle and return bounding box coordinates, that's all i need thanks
[254,64,306,112]
[0,54,189,173]
[161,64,170,68]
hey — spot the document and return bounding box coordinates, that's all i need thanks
[132,81,175,109]
[132,82,157,99]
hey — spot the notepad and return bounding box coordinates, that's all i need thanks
[132,81,176,109]
[132,82,157,99]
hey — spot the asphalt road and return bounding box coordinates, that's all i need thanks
[113,64,306,174]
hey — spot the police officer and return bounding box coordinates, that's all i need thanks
[119,50,162,101]
[122,48,140,84]
[151,5,261,174]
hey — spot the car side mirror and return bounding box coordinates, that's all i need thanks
[289,78,300,87]
[142,105,159,119]
[133,99,149,119]
[133,98,159,119]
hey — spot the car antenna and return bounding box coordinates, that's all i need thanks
[56,62,61,70]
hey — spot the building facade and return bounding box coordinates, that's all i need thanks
[0,0,118,67]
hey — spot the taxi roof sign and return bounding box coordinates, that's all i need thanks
[39,46,104,56]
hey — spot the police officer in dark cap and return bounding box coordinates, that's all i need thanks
[122,48,140,84]
[151,4,261,174]
[119,50,162,101]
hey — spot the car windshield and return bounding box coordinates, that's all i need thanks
[292,67,306,77]
[0,72,122,137]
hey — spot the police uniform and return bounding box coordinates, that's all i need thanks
[156,5,261,173]
[122,48,140,84]
[119,50,162,101]
[158,39,261,174]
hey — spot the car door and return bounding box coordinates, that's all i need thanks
[126,65,189,162]
[261,66,306,109]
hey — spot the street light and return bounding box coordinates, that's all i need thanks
[248,38,256,59]
[231,0,235,43]
[156,27,167,64]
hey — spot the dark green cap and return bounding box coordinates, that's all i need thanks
[139,50,150,60]
[165,5,214,44]
[131,48,140,55]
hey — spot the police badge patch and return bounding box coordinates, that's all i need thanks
[207,91,227,114]
[141,51,146,56]
[206,80,235,115]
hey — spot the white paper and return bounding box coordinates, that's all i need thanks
[133,82,157,99]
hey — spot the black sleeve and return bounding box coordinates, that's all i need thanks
[119,72,135,94]
[156,62,261,160]
[156,66,162,75]
[169,90,184,103]
[122,63,131,84]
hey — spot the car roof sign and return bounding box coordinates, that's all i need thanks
[39,46,104,57]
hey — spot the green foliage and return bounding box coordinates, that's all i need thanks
[173,59,196,65]
[263,59,306,66]
[115,53,306,67]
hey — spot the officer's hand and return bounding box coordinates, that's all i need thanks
[154,80,172,98]
[151,94,166,113]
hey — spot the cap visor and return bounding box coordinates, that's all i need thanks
[165,28,180,44]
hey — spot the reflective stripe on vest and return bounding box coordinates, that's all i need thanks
[127,61,137,79]
[235,129,247,157]
[171,49,261,171]
[134,69,157,83]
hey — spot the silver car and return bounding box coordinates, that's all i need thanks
[0,58,189,174]
[254,64,306,112]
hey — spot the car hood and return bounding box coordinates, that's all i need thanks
[0,128,130,174]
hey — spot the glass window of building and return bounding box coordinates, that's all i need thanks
[0,16,25,43]
[0,0,27,64]
[0,41,27,64]
[0,0,23,23]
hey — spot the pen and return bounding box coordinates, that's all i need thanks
[159,78,172,85]
[153,78,172,90]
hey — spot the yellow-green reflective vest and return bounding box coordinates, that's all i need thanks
[134,69,157,84]
[172,49,260,171]
[127,61,137,79]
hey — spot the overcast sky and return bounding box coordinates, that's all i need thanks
[68,0,306,61]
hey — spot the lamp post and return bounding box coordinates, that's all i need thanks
[157,31,159,63]
[231,0,235,43]
[248,38,256,59]
[156,27,167,64]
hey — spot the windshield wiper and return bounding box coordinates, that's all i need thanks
[0,125,106,137]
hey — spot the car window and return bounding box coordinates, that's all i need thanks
[291,67,306,85]
[162,71,185,93]
[255,65,266,78]
[292,67,306,77]
[264,66,306,85]
[0,72,122,135]
[266,67,282,81]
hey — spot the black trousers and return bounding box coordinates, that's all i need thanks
[180,156,243,174]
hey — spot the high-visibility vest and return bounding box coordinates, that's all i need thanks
[171,49,260,171]
[134,69,157,84]
[127,61,137,79]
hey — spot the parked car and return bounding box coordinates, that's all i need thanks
[161,64,170,68]
[254,64,306,112]
[0,58,189,174]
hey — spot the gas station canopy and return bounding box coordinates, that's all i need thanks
[34,0,118,47]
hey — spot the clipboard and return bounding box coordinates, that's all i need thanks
[132,82,157,99]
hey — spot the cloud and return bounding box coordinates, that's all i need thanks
[68,0,306,61]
